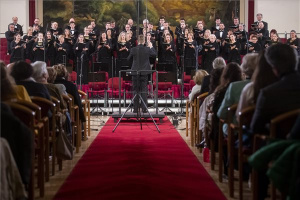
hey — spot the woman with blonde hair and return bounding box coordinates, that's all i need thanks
[189,70,209,101]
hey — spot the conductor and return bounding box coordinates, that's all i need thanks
[127,35,157,113]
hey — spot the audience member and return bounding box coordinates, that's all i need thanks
[217,53,258,133]
[54,64,86,123]
[236,50,278,122]
[32,61,66,110]
[211,62,242,174]
[251,44,300,134]
[10,61,51,100]
[1,63,33,187]
[1,61,31,102]
[47,67,67,95]
[189,70,208,101]
[200,57,226,94]
[250,44,300,200]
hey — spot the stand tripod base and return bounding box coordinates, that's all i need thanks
[112,111,165,123]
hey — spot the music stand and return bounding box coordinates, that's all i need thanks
[113,70,160,133]
[120,69,132,81]
[88,72,107,115]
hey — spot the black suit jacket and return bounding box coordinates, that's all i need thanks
[251,72,300,134]
[16,80,51,100]
[127,44,157,75]
[254,21,268,31]
[215,29,228,41]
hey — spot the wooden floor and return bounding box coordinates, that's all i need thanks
[37,115,255,200]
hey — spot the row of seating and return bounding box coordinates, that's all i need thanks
[4,90,91,200]
[186,92,299,200]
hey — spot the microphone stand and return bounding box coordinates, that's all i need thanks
[176,37,186,116]
[79,53,84,90]
[245,30,249,54]
[43,23,48,63]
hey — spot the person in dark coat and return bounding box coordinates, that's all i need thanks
[10,61,51,100]
[53,64,86,123]
[127,35,157,112]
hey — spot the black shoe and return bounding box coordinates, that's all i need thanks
[133,110,138,113]
[195,139,206,149]
[142,110,148,113]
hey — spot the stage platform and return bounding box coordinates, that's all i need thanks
[111,111,166,123]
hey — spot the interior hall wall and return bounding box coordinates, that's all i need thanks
[0,0,29,37]
[255,0,300,36]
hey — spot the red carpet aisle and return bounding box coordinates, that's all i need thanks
[54,117,226,200]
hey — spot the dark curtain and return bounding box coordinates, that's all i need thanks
[248,0,255,32]
[29,0,36,26]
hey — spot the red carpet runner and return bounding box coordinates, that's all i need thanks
[54,117,226,200]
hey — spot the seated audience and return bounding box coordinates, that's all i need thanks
[217,53,258,134]
[54,64,86,123]
[47,66,67,95]
[1,61,31,102]
[251,44,300,134]
[211,62,242,175]
[236,50,278,123]
[250,44,300,200]
[197,65,224,148]
[31,61,66,110]
[200,57,226,95]
[189,70,208,101]
[10,61,51,100]
[1,63,33,187]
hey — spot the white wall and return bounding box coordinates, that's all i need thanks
[0,0,29,37]
[255,0,300,35]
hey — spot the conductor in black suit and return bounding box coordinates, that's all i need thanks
[127,35,157,113]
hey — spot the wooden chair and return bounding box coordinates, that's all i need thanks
[251,108,300,200]
[218,118,226,182]
[237,105,256,200]
[9,99,48,197]
[64,94,81,153]
[31,96,56,184]
[4,102,36,200]
[227,104,238,197]
[186,100,190,137]
[207,110,216,171]
[50,96,64,174]
[269,109,300,200]
[189,92,201,146]
[78,90,90,139]
[195,92,208,152]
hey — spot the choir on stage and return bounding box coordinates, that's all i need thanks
[4,14,300,84]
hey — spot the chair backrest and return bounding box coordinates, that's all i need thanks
[238,105,256,129]
[31,96,56,118]
[50,96,61,112]
[5,102,35,130]
[11,99,42,120]
[270,109,300,139]
[227,104,238,123]
[196,92,209,108]
[108,77,123,90]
